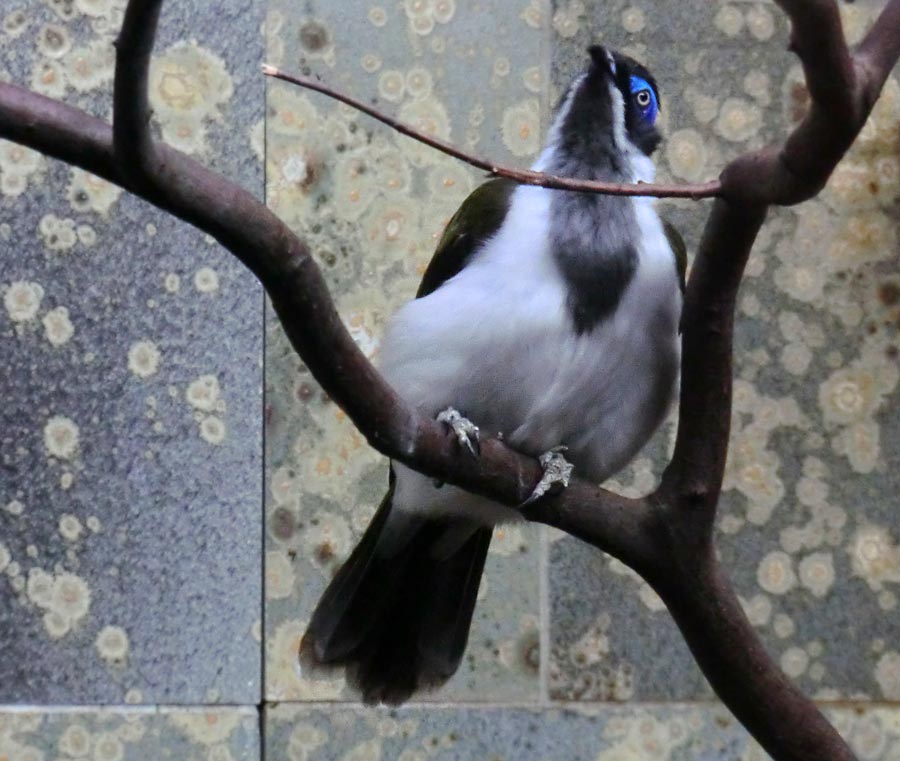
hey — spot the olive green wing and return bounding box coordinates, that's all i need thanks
[416,177,517,299]
[662,218,687,294]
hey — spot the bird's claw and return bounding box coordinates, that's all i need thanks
[436,407,480,457]
[521,446,573,506]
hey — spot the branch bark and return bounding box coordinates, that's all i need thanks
[263,64,722,200]
[1,0,898,759]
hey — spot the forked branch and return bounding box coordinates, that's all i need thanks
[0,0,898,759]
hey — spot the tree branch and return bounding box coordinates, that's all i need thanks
[263,64,722,200]
[1,0,899,758]
[651,553,857,761]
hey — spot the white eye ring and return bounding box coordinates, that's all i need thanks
[635,89,651,107]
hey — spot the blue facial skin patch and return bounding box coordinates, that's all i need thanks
[629,75,659,124]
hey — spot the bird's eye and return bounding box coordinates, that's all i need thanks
[635,89,651,108]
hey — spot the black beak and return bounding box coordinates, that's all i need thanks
[588,45,616,77]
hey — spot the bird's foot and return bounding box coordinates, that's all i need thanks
[521,446,573,506]
[436,407,480,457]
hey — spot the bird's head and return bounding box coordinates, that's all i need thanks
[538,46,662,175]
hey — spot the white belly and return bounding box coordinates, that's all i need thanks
[378,185,681,523]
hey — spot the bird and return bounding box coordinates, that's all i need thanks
[300,45,685,705]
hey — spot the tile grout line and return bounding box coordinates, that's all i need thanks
[539,524,550,707]
[537,0,554,712]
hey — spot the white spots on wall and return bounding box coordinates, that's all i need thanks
[621,6,645,34]
[39,213,78,252]
[42,306,75,346]
[67,167,123,215]
[0,139,44,196]
[58,723,91,757]
[59,514,84,542]
[128,340,161,378]
[745,5,775,41]
[5,500,24,516]
[65,40,115,93]
[0,543,10,573]
[772,612,796,640]
[199,416,226,445]
[743,70,771,106]
[501,98,541,157]
[186,374,227,444]
[406,66,434,99]
[187,375,222,413]
[552,1,584,39]
[44,415,80,460]
[740,593,772,628]
[361,52,382,74]
[757,550,798,595]
[874,651,900,699]
[798,552,836,598]
[368,6,388,28]
[92,731,125,761]
[96,624,130,662]
[124,687,143,703]
[569,613,611,667]
[4,280,44,323]
[665,128,707,182]
[397,95,451,166]
[86,515,102,533]
[849,525,900,592]
[265,550,295,600]
[522,66,542,94]
[148,41,234,155]
[23,569,92,639]
[194,266,220,293]
[715,97,762,143]
[169,710,243,746]
[378,69,405,103]
[780,646,809,678]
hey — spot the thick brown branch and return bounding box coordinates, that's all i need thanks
[650,552,856,761]
[649,1,900,757]
[263,64,721,200]
[113,0,163,184]
[2,0,900,757]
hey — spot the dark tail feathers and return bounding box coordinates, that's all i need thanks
[300,478,491,705]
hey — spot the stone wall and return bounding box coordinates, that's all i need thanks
[1,1,898,759]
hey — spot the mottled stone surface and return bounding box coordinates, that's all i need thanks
[266,703,900,761]
[0,0,263,703]
[0,707,259,761]
[263,0,546,702]
[548,0,900,703]
[2,0,900,755]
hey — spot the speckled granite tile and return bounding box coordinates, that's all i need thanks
[265,703,900,761]
[263,1,547,702]
[0,706,259,761]
[0,1,263,703]
[548,0,900,701]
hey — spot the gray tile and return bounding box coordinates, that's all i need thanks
[265,703,900,761]
[263,0,546,702]
[548,0,900,701]
[0,706,259,761]
[0,0,263,703]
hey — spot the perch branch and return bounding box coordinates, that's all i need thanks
[651,1,900,759]
[0,0,898,758]
[263,64,722,200]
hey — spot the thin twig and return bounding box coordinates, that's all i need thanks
[262,64,722,200]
